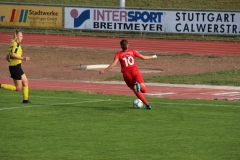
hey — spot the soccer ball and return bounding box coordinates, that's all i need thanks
[133,99,144,109]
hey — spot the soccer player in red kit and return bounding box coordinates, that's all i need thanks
[99,39,157,110]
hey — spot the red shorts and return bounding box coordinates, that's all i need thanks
[122,67,144,89]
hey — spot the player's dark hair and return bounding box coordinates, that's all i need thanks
[12,29,21,42]
[120,39,128,50]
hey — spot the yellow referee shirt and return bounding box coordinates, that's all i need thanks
[8,41,22,66]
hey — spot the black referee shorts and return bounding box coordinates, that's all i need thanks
[9,64,24,80]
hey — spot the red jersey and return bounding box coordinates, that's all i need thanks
[114,49,140,72]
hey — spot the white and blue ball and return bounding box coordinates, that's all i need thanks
[133,99,143,109]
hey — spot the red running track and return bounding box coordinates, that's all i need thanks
[1,33,240,100]
[0,33,239,56]
[1,78,240,100]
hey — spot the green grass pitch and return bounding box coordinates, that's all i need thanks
[0,89,240,160]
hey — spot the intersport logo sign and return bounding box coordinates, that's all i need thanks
[64,7,240,35]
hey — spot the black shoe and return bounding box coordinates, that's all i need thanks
[22,100,31,103]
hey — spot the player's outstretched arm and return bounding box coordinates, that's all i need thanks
[11,52,30,61]
[138,54,157,60]
[99,58,119,74]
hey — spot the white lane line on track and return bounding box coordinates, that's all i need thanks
[28,85,130,91]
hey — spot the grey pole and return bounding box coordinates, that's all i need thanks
[119,0,125,8]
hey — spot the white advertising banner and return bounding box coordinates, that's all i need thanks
[64,7,240,35]
[165,11,240,35]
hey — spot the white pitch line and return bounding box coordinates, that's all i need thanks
[1,94,239,112]
[0,99,117,111]
[0,94,113,100]
[151,102,240,108]
[0,100,239,112]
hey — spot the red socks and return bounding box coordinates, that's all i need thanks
[134,86,149,106]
